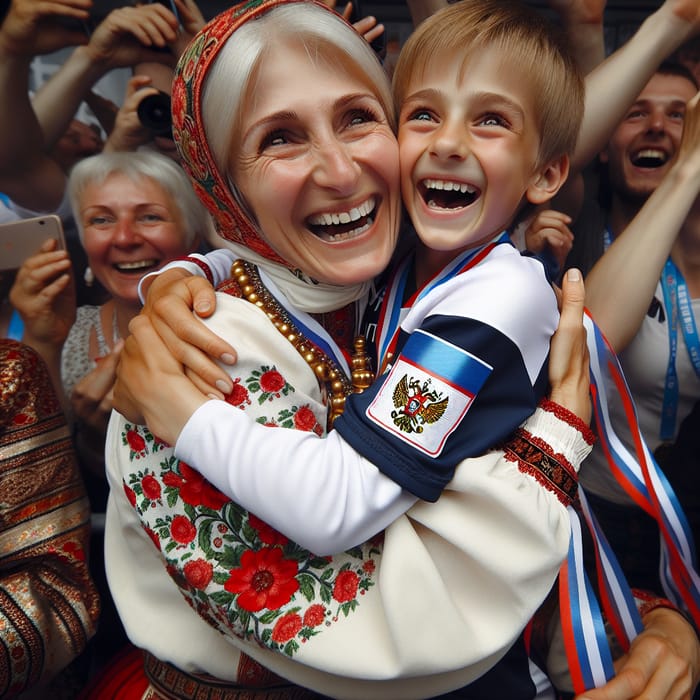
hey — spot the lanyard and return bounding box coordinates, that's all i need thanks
[374,232,510,376]
[660,258,700,441]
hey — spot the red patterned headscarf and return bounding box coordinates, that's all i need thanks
[172,0,352,267]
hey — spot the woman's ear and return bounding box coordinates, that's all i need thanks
[526,154,570,205]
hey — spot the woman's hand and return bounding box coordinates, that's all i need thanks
[575,607,699,699]
[9,239,76,351]
[114,314,208,445]
[141,268,236,394]
[524,209,574,273]
[547,267,591,424]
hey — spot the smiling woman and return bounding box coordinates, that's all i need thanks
[10,150,208,475]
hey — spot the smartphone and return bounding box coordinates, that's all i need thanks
[0,214,66,271]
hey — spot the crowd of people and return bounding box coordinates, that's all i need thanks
[0,0,699,698]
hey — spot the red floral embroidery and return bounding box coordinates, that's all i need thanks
[126,429,146,454]
[260,369,285,393]
[165,463,229,510]
[248,514,288,546]
[145,526,160,549]
[363,560,376,574]
[272,612,302,643]
[303,604,325,628]
[124,484,137,508]
[225,548,299,612]
[333,570,359,603]
[226,379,251,407]
[184,559,214,590]
[170,515,196,544]
[141,474,161,500]
[293,405,320,433]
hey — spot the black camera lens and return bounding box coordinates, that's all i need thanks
[137,91,172,137]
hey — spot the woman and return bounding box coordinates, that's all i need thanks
[10,151,208,479]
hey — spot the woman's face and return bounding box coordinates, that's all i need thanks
[79,172,194,304]
[230,41,401,286]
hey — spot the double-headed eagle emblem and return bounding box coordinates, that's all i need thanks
[390,375,449,434]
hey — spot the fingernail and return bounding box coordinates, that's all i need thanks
[220,353,235,365]
[216,379,232,394]
[567,268,581,281]
[207,393,221,401]
[195,301,211,314]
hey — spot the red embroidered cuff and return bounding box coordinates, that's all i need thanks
[539,398,596,445]
[179,255,214,286]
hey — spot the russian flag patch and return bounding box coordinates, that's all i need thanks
[366,330,492,456]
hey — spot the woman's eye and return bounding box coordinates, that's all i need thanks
[260,130,288,150]
[347,108,378,127]
[140,213,164,223]
[88,215,112,226]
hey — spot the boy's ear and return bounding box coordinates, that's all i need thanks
[526,154,570,205]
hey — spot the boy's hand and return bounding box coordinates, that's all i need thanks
[547,268,591,424]
[140,268,236,395]
[575,607,699,699]
[524,209,574,271]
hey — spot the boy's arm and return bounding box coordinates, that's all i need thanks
[585,91,700,352]
[113,266,590,553]
[573,0,700,173]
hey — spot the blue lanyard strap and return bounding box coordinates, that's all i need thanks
[660,258,700,441]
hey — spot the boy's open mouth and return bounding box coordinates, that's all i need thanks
[307,196,377,242]
[630,148,668,169]
[419,178,479,210]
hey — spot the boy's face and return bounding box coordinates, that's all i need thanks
[398,46,551,263]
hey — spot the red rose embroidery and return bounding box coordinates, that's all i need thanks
[145,526,160,549]
[249,514,288,546]
[332,570,359,603]
[303,604,325,628]
[126,429,146,454]
[184,559,213,590]
[141,474,161,500]
[271,612,302,643]
[169,462,229,510]
[124,483,137,508]
[363,560,376,574]
[225,548,299,612]
[260,369,285,393]
[226,380,250,407]
[170,515,196,544]
[293,406,319,433]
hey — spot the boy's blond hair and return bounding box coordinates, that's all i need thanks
[392,0,584,168]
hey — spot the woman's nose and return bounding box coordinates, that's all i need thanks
[112,218,141,245]
[312,138,361,193]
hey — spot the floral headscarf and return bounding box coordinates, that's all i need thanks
[172,0,382,311]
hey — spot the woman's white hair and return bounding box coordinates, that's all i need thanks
[68,150,209,247]
[201,2,395,179]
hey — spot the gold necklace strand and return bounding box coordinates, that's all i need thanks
[230,260,374,426]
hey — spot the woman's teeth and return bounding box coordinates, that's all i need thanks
[307,197,376,241]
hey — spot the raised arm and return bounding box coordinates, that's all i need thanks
[574,0,700,173]
[585,91,700,351]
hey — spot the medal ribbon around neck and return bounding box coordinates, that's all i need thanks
[375,232,510,376]
[660,257,700,441]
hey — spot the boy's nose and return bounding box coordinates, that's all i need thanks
[429,121,469,160]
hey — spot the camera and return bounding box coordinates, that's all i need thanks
[137,91,172,138]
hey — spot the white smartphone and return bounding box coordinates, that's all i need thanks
[0,214,66,271]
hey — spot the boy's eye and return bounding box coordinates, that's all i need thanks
[406,109,434,123]
[478,113,507,127]
[669,109,685,121]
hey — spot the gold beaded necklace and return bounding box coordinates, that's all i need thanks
[230,259,374,427]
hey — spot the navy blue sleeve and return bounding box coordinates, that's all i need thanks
[334,314,549,502]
